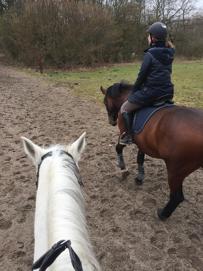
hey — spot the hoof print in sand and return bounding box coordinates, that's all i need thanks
[0,218,12,230]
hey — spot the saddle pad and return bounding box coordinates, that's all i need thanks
[133,104,175,134]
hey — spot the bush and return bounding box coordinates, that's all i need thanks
[0,0,202,68]
[0,0,120,67]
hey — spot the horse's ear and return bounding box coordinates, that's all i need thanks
[21,137,44,166]
[68,132,86,163]
[100,86,106,95]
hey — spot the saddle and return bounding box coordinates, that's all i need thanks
[132,99,175,134]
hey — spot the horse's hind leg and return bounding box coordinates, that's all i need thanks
[157,159,201,220]
[157,162,187,220]
[116,143,126,170]
[135,150,145,185]
[157,184,184,220]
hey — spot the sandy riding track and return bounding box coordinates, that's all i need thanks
[0,64,203,271]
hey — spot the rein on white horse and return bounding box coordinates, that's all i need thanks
[32,240,83,271]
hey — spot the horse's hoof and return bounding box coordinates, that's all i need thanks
[157,208,168,221]
[116,161,125,170]
[120,165,126,170]
[118,165,125,171]
[135,177,143,185]
[121,169,129,180]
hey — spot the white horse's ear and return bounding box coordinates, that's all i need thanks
[21,137,44,166]
[68,132,86,163]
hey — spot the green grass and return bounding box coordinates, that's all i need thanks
[42,60,203,108]
[172,61,203,107]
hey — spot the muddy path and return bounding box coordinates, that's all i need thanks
[0,64,203,271]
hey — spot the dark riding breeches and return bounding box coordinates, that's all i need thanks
[120,100,142,114]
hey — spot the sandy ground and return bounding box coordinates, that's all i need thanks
[0,63,203,271]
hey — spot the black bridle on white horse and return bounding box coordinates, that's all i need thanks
[32,240,83,271]
[36,150,84,188]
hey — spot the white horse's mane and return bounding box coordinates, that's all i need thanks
[22,133,101,271]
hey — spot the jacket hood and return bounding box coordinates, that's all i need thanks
[148,47,174,65]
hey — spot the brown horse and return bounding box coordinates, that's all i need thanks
[101,82,203,220]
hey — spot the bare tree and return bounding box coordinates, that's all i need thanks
[145,0,194,23]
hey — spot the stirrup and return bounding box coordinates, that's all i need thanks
[119,132,133,145]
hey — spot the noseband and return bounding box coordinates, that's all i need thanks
[36,150,83,188]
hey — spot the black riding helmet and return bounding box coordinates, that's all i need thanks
[147,22,167,41]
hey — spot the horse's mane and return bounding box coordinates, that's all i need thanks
[35,149,101,270]
[106,82,133,98]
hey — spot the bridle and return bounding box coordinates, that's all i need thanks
[36,150,84,188]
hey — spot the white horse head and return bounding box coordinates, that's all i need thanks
[22,133,101,271]
[22,132,86,168]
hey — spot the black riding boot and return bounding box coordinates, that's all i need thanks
[120,112,133,145]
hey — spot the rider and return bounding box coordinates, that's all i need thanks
[120,22,175,145]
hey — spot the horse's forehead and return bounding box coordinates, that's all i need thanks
[46,145,65,153]
[105,95,114,109]
[107,84,120,97]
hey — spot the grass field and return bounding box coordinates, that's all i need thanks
[43,60,203,108]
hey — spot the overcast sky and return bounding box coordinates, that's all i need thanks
[195,0,203,9]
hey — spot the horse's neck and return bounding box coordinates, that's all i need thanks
[34,157,100,271]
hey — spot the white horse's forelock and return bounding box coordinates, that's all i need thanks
[34,145,101,271]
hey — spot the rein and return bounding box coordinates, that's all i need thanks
[36,150,84,188]
[32,240,83,271]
